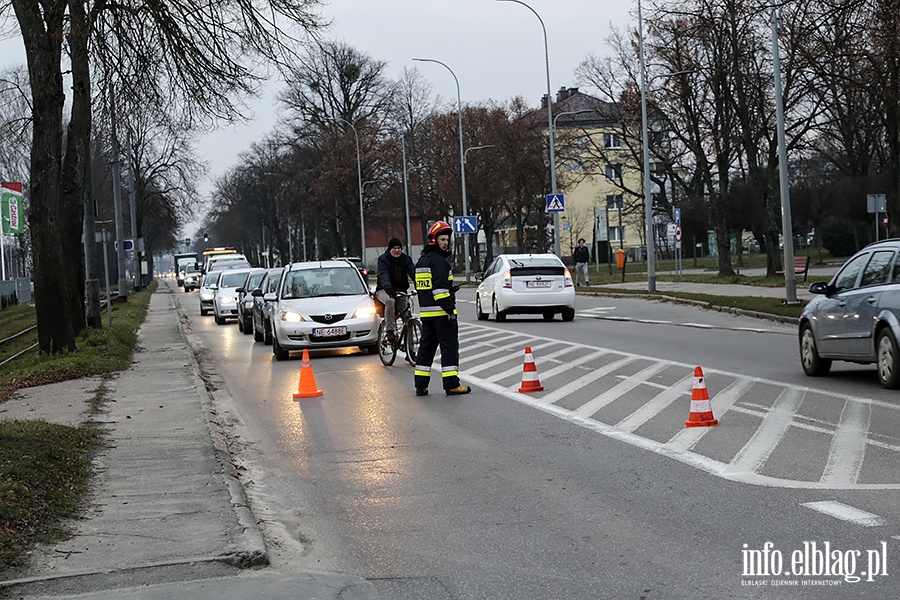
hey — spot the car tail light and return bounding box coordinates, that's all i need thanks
[564,268,573,287]
[503,270,512,288]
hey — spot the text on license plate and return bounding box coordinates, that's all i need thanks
[526,280,552,288]
[313,326,347,337]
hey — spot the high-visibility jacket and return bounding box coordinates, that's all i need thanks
[415,245,456,318]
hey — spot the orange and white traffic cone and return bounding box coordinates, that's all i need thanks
[685,366,718,427]
[517,346,545,393]
[293,349,323,399]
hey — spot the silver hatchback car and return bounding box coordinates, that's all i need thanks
[799,239,900,388]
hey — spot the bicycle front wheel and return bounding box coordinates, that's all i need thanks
[404,318,422,367]
[377,319,397,366]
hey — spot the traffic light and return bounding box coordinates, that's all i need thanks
[203,232,209,242]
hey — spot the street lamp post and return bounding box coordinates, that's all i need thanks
[498,0,560,257]
[771,1,797,303]
[328,116,366,265]
[412,57,475,281]
[638,0,657,293]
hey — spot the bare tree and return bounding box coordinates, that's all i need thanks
[4,0,325,353]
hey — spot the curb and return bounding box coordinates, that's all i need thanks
[165,285,270,568]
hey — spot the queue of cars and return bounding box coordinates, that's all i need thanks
[186,251,580,360]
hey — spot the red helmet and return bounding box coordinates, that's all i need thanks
[427,220,452,245]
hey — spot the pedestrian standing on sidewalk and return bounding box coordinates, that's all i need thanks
[413,220,471,397]
[573,238,590,286]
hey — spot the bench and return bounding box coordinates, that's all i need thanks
[775,255,811,282]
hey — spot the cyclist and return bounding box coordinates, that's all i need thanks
[413,221,471,397]
[375,238,415,344]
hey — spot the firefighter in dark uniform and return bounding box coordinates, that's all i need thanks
[413,220,471,396]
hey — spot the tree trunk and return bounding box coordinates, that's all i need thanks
[13,0,76,353]
[61,0,91,334]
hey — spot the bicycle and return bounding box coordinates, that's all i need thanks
[377,289,422,367]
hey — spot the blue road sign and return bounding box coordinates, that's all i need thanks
[546,194,565,212]
[453,216,478,234]
[674,207,681,225]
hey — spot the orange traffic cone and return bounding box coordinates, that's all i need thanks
[685,366,718,427]
[517,346,545,393]
[293,349,323,399]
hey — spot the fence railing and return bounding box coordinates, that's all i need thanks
[0,278,33,309]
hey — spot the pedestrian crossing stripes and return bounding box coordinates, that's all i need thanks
[451,322,900,490]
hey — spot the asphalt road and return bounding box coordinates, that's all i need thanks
[177,287,900,599]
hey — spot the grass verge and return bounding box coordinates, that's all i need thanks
[0,282,156,577]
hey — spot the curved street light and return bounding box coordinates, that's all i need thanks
[412,57,475,281]
[328,116,366,264]
[497,0,560,257]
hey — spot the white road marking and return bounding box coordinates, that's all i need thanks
[801,501,886,527]
[454,322,900,489]
[726,388,806,476]
[570,362,669,417]
[820,399,871,486]
[616,373,694,432]
[483,344,581,383]
[539,355,638,407]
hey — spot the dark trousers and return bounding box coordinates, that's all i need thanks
[414,316,460,390]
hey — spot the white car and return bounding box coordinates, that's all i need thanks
[475,254,575,321]
[198,271,221,316]
[265,261,380,360]
[213,268,254,325]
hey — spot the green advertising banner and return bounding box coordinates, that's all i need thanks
[1,182,24,234]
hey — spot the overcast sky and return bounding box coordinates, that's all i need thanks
[1,1,634,234]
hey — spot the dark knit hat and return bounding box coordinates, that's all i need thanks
[388,237,403,250]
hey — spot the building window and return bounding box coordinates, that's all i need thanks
[605,164,622,181]
[606,194,624,210]
[608,226,625,243]
[604,133,621,149]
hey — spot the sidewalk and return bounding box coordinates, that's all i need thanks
[590,265,836,302]
[0,281,378,599]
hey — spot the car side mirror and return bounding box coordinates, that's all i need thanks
[235,287,244,294]
[474,273,484,282]
[808,281,829,295]
[264,292,276,302]
[251,289,262,297]
[209,283,218,290]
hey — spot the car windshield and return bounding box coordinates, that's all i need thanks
[246,273,265,290]
[281,267,366,299]
[220,271,248,288]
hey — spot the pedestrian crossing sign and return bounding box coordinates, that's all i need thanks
[546,194,565,213]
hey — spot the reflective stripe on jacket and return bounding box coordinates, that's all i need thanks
[415,246,456,318]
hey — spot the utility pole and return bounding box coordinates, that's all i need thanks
[110,84,127,300]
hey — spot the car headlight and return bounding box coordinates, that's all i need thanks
[200,292,213,300]
[281,311,305,322]
[353,304,377,319]
[219,296,236,304]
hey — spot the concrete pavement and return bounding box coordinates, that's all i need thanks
[0,269,836,598]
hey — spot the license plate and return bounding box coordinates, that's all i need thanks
[313,326,347,338]
[526,280,552,288]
